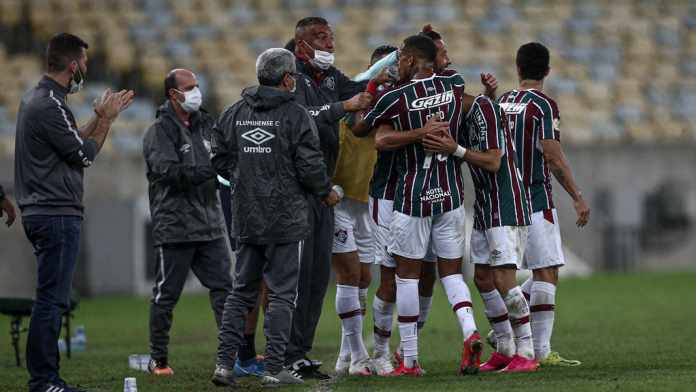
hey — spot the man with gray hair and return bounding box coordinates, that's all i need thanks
[211,48,339,388]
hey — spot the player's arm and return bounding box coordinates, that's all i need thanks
[374,117,449,151]
[422,131,501,172]
[540,140,589,227]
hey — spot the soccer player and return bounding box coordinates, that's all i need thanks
[497,42,590,366]
[332,45,398,377]
[423,92,538,372]
[356,35,480,376]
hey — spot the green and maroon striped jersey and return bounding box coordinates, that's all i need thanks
[363,70,466,217]
[497,89,560,213]
[369,150,399,200]
[461,95,531,230]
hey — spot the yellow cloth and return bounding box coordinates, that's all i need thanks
[332,119,377,203]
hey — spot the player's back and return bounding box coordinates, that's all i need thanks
[463,95,531,230]
[497,89,560,213]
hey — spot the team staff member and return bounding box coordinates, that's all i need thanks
[0,184,16,227]
[211,48,338,387]
[286,16,380,378]
[143,68,233,376]
[14,33,133,392]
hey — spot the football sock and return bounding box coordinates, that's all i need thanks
[521,277,533,301]
[396,275,419,368]
[530,281,556,360]
[504,286,534,359]
[238,333,256,362]
[480,289,515,357]
[441,274,477,340]
[359,288,368,315]
[417,295,433,331]
[338,326,351,362]
[336,285,369,363]
[372,295,394,358]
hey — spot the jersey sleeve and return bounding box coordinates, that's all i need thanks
[362,90,401,128]
[538,97,561,142]
[476,97,502,151]
[40,98,97,168]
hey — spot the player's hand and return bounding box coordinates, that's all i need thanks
[96,89,135,120]
[574,196,590,227]
[422,130,458,154]
[343,92,373,112]
[481,73,498,96]
[418,116,449,139]
[0,197,16,227]
[322,190,341,207]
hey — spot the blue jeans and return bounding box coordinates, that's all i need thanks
[22,215,81,391]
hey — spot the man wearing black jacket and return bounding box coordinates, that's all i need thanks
[143,68,233,376]
[211,48,339,387]
[14,33,133,392]
[286,16,385,377]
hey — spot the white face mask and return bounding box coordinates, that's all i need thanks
[68,65,85,94]
[290,76,297,93]
[311,49,335,70]
[177,86,202,113]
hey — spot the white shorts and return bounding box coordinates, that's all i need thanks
[470,226,528,267]
[388,207,465,261]
[369,197,436,268]
[523,208,565,270]
[333,197,374,263]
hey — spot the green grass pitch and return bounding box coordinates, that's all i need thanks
[1,272,695,391]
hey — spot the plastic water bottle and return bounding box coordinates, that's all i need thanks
[124,377,137,392]
[72,325,87,352]
[57,338,67,353]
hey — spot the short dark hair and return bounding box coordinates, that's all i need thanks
[46,33,88,73]
[295,17,329,32]
[401,35,438,63]
[516,42,550,81]
[419,24,442,41]
[164,71,178,99]
[284,38,296,52]
[370,45,397,65]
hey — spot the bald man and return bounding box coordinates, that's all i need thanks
[143,69,233,375]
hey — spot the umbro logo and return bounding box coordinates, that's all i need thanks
[180,144,191,154]
[241,128,274,153]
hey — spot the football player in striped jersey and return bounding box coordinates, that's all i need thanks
[497,42,590,367]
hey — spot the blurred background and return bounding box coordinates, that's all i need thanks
[1,0,695,298]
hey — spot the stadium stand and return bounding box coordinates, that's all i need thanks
[0,0,695,156]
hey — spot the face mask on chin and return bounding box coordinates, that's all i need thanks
[311,49,335,70]
[176,86,203,113]
[68,64,85,94]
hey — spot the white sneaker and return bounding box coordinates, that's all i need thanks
[348,357,374,376]
[372,354,394,376]
[335,355,350,376]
